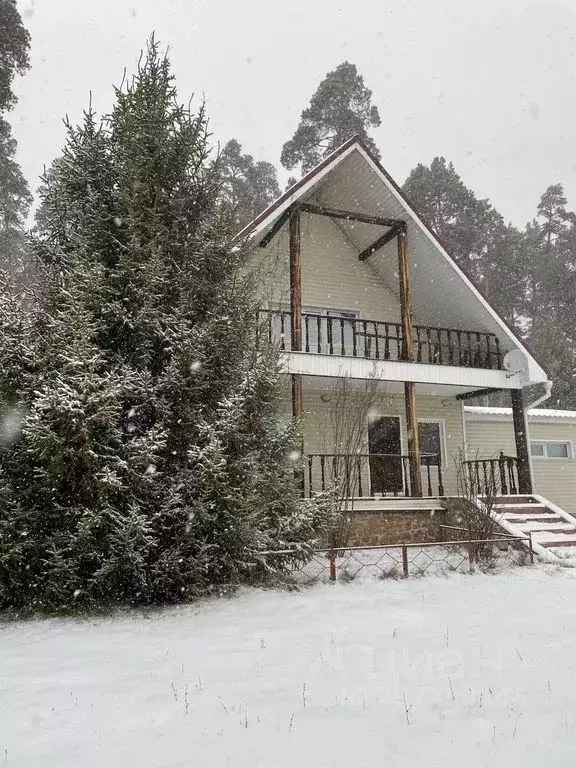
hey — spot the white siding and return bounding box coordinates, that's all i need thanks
[465,418,576,515]
[248,214,401,321]
[282,382,466,497]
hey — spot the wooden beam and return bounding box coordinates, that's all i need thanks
[456,387,506,402]
[358,222,405,261]
[511,389,533,494]
[397,229,414,362]
[289,207,303,420]
[397,228,422,497]
[405,382,423,498]
[259,207,292,247]
[300,202,404,229]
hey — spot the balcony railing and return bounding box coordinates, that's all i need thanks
[305,453,444,498]
[462,453,519,497]
[260,310,503,370]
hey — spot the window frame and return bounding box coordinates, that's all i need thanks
[417,418,447,467]
[530,440,573,460]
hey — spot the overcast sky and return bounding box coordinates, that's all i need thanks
[11,0,576,226]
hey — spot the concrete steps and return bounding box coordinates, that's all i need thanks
[486,494,576,562]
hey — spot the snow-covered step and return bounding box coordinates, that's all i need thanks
[490,495,541,505]
[516,525,576,535]
[494,504,546,513]
[501,514,565,524]
[487,493,576,563]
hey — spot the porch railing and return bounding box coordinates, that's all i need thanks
[305,452,444,498]
[260,309,503,370]
[462,453,519,497]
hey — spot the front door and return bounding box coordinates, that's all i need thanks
[368,416,405,495]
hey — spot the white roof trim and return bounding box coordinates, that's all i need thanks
[243,138,548,386]
[464,406,576,423]
[243,142,358,244]
[351,144,548,384]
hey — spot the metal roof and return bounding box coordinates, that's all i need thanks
[464,406,576,423]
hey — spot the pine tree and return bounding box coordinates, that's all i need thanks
[524,184,576,407]
[281,62,381,174]
[219,139,280,231]
[0,0,32,283]
[0,39,319,613]
[403,157,526,327]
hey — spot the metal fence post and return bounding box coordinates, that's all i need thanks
[402,546,409,578]
[329,551,336,581]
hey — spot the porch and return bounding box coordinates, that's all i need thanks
[290,377,524,502]
[304,452,445,498]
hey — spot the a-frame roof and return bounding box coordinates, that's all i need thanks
[238,137,548,386]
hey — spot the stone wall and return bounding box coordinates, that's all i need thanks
[345,508,447,547]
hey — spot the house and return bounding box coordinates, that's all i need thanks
[464,406,576,516]
[240,136,561,544]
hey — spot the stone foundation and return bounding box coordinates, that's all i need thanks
[346,507,447,546]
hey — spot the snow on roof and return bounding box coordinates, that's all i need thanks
[464,406,576,423]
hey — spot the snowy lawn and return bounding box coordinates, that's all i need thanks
[2,567,576,767]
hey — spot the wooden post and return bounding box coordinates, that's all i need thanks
[397,227,422,497]
[511,388,533,495]
[404,382,422,497]
[289,206,303,420]
[397,227,413,362]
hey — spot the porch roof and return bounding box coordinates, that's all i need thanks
[238,137,549,389]
[464,406,576,423]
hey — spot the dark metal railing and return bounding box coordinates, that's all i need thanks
[462,452,519,497]
[305,452,444,498]
[260,310,503,370]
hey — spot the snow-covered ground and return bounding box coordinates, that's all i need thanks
[2,567,576,767]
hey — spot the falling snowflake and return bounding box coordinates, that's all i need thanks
[0,409,23,445]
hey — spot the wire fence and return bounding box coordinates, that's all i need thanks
[287,533,534,585]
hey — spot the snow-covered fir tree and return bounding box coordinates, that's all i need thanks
[0,39,321,613]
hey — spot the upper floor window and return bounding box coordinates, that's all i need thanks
[530,441,572,459]
[303,306,358,355]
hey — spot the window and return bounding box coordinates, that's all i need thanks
[418,421,443,466]
[530,441,572,459]
[302,306,357,354]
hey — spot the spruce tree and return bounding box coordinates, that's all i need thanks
[0,40,319,613]
[281,62,381,174]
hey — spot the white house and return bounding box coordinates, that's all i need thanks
[240,136,550,507]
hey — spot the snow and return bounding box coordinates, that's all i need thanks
[3,568,576,767]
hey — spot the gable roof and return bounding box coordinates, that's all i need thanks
[238,136,549,386]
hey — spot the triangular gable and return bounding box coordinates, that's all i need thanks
[239,137,548,385]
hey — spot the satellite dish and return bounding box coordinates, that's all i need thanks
[503,348,528,376]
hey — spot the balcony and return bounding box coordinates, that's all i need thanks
[261,310,503,370]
